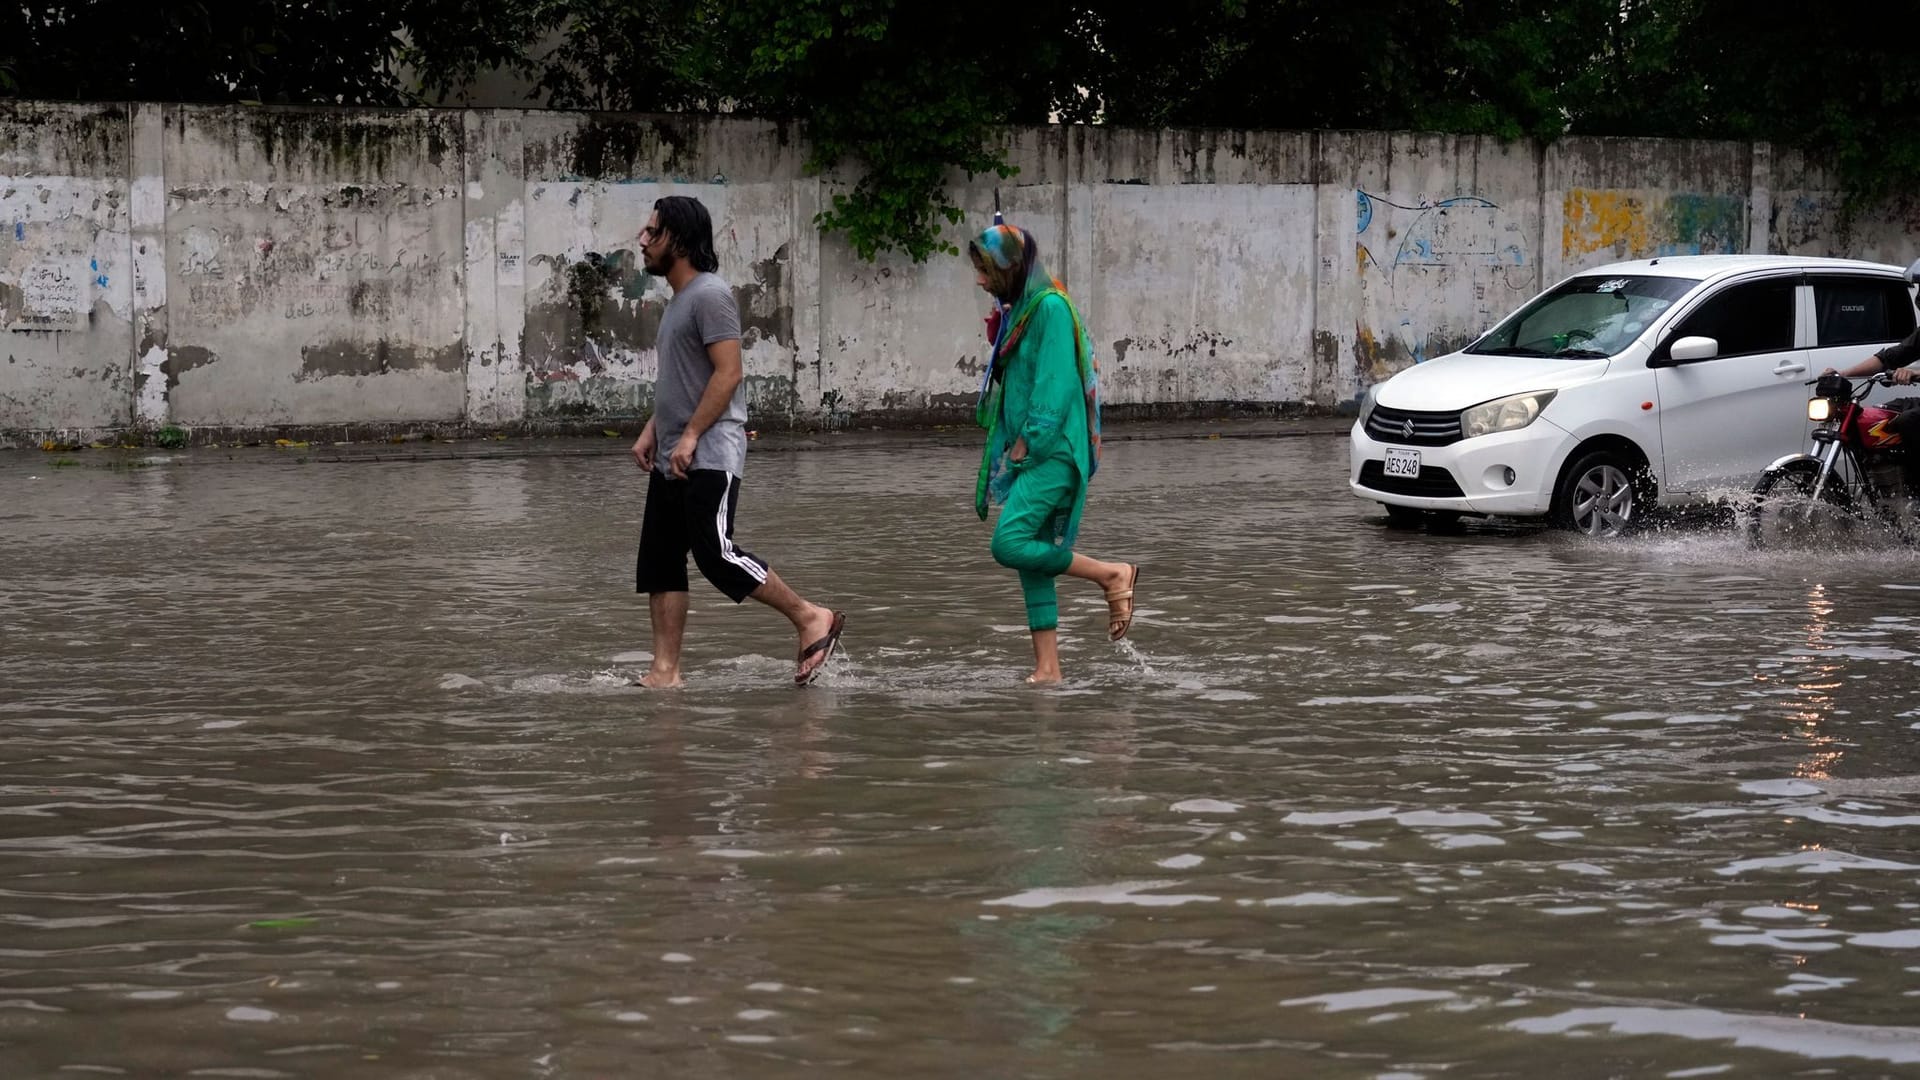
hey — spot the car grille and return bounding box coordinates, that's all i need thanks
[1365,405,1463,446]
[1356,460,1466,499]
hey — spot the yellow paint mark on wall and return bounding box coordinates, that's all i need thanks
[1355,321,1395,382]
[1563,189,1652,260]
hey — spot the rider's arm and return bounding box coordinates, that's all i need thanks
[1875,326,1920,373]
[1831,326,1920,378]
[1836,355,1889,377]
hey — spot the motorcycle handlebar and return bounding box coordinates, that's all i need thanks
[1804,372,1895,387]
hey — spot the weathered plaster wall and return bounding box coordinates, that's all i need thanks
[1320,132,1540,407]
[1079,128,1319,410]
[819,129,1070,422]
[1,102,1914,443]
[160,108,466,427]
[1767,147,1920,266]
[516,114,810,424]
[1543,137,1754,284]
[0,103,134,433]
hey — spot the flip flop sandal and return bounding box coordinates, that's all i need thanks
[795,610,847,687]
[1106,565,1139,641]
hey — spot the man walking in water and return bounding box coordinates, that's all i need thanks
[629,195,845,687]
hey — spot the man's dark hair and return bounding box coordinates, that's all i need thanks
[653,195,719,273]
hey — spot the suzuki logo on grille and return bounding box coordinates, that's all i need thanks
[1402,418,1416,439]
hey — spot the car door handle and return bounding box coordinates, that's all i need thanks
[1773,362,1806,375]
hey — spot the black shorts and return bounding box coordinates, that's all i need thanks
[636,469,769,602]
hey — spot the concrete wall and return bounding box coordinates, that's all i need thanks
[157,108,467,429]
[0,103,134,433]
[2,102,1915,443]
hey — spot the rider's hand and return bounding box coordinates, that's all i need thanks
[1896,368,1916,387]
[1821,367,1839,377]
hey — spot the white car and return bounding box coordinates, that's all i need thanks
[1350,255,1919,535]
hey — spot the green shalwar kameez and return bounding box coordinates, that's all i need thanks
[975,248,1101,632]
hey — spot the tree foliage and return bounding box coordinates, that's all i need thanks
[518,0,717,113]
[0,1,527,106]
[529,0,1074,260]
[711,0,1051,261]
[2,0,1916,255]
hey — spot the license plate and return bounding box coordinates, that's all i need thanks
[1383,448,1421,478]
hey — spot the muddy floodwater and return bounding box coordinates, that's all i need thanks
[7,434,1920,1078]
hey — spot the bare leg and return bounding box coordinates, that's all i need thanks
[1017,557,1133,683]
[1026,628,1063,684]
[1063,554,1131,592]
[639,591,690,688]
[749,571,839,680]
[1066,554,1138,640]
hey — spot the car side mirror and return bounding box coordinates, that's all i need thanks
[1666,336,1720,363]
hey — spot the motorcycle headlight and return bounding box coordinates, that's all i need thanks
[1808,397,1832,422]
[1461,390,1556,439]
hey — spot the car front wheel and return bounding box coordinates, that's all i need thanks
[1552,450,1649,537]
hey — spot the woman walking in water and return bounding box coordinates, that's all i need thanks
[968,224,1138,684]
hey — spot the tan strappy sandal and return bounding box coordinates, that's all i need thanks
[1106,565,1139,641]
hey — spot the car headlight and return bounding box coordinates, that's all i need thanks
[1460,390,1556,439]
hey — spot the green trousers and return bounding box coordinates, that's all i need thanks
[990,454,1079,631]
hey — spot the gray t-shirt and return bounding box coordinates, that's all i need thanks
[652,272,747,478]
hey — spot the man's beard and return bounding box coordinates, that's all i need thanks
[644,251,673,276]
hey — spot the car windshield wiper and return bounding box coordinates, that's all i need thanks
[1470,346,1550,357]
[1552,347,1612,359]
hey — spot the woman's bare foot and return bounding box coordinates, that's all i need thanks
[1025,628,1063,685]
[1025,655,1063,684]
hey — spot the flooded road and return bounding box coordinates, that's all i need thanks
[6,434,1920,1078]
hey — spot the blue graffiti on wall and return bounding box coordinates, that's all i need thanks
[1354,190,1533,374]
[1357,191,1525,274]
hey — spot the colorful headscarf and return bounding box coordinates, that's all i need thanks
[970,225,1102,519]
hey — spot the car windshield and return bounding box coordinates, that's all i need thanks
[1467,275,1700,359]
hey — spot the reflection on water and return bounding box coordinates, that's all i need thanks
[6,437,1920,1076]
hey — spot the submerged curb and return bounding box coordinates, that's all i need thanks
[2,418,1356,468]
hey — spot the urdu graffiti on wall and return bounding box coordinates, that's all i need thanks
[1354,190,1532,383]
[4,234,103,333]
[0,179,134,335]
[12,259,89,330]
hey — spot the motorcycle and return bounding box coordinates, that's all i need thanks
[1748,371,1914,544]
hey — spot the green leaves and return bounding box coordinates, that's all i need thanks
[696,0,1044,261]
[0,0,526,106]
